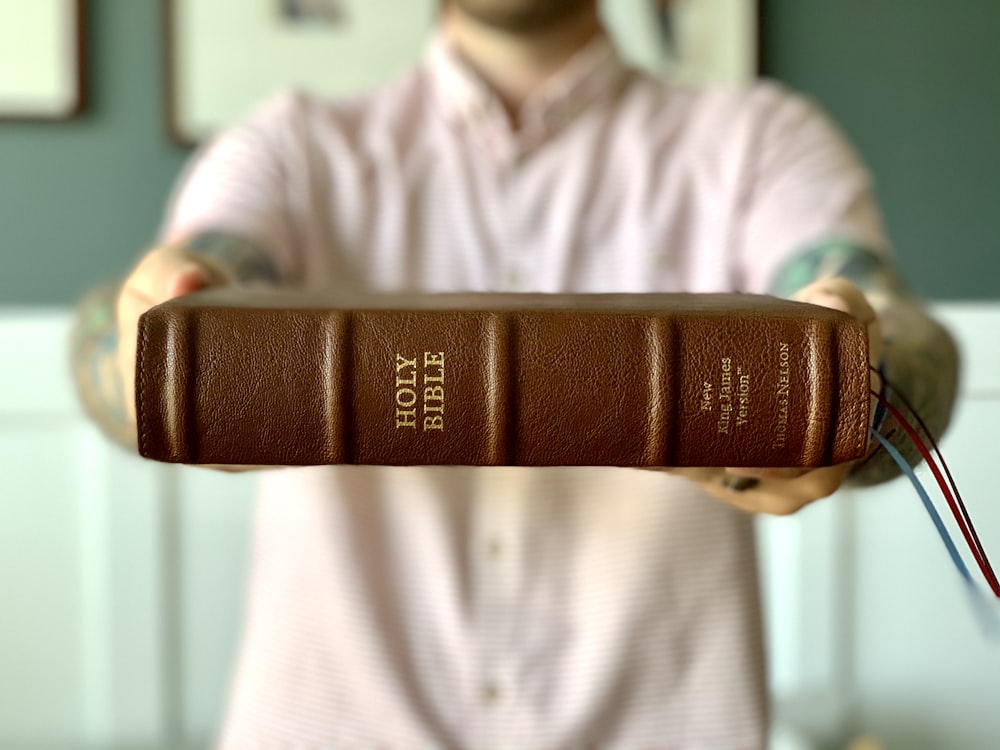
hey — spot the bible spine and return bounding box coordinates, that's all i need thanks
[135,292,870,467]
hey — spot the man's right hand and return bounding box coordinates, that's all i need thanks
[72,233,279,454]
[116,241,233,430]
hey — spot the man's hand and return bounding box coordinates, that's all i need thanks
[63,232,284,456]
[664,277,882,515]
[116,241,233,431]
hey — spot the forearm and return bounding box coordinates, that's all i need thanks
[770,241,960,485]
[71,284,134,449]
[851,297,959,485]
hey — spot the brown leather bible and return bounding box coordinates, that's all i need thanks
[135,289,871,467]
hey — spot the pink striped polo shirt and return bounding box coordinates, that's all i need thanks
[162,31,887,750]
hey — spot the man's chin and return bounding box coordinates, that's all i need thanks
[448,0,593,34]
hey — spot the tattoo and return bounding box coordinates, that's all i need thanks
[770,240,960,486]
[770,239,907,301]
[850,302,960,485]
[70,284,135,448]
[184,233,280,285]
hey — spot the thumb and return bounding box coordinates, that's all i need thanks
[794,277,876,326]
[165,261,213,299]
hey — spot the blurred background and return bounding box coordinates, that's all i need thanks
[3,0,999,303]
[1,1,998,748]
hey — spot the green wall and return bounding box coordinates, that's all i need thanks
[0,0,189,306]
[762,0,1000,299]
[1,0,997,304]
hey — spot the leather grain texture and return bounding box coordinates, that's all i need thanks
[135,289,870,467]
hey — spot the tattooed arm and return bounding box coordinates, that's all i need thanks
[71,233,280,451]
[770,241,960,486]
[71,284,135,447]
[664,243,958,513]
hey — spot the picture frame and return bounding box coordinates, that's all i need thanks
[604,0,759,88]
[0,0,87,120]
[165,0,757,145]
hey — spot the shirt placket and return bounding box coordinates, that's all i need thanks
[471,469,531,747]
[497,131,546,294]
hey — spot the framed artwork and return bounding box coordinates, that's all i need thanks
[604,0,758,87]
[166,0,757,144]
[165,0,438,144]
[0,0,86,120]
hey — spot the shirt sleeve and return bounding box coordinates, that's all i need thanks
[158,92,305,282]
[735,82,892,294]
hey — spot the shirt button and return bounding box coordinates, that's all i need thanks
[481,682,501,705]
[486,538,503,560]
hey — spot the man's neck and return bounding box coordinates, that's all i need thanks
[442,6,603,121]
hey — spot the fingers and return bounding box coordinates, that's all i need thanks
[664,463,851,516]
[666,466,812,481]
[166,261,213,298]
[121,243,221,304]
[793,278,884,431]
[793,277,875,324]
[116,242,226,426]
[723,466,811,480]
[794,277,883,365]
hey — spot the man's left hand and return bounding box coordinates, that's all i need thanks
[664,277,882,515]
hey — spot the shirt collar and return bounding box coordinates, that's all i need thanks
[425,29,630,143]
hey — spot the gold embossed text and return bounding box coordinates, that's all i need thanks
[395,352,446,431]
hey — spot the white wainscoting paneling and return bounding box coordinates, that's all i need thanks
[0,310,254,750]
[1,303,997,749]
